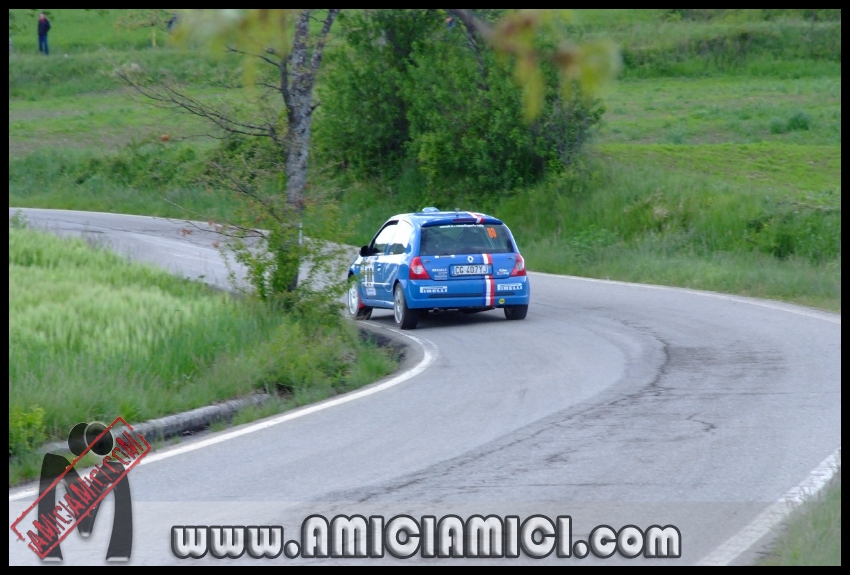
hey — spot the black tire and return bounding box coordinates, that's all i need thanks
[347,276,372,320]
[504,304,528,320]
[393,283,419,330]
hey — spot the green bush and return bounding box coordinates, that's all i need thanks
[315,10,443,178]
[786,111,811,132]
[315,10,603,200]
[770,111,812,134]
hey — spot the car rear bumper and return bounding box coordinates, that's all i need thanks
[404,278,530,309]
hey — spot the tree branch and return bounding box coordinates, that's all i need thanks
[209,161,284,224]
[308,9,340,81]
[226,46,282,69]
[446,9,494,42]
[115,65,274,138]
[280,56,292,111]
[449,9,490,92]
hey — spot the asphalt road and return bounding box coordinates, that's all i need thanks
[9,209,841,565]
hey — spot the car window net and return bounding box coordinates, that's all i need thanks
[420,224,514,256]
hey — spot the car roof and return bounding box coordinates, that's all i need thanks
[390,210,504,226]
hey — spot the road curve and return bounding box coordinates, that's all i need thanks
[9,209,841,565]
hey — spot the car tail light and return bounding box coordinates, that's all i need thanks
[510,254,526,276]
[409,256,431,280]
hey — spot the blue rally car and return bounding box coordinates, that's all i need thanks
[348,208,530,329]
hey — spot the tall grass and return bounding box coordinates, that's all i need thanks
[8,228,397,467]
[9,146,242,221]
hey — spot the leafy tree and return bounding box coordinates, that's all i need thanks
[117,8,617,301]
[116,9,340,298]
[316,9,608,199]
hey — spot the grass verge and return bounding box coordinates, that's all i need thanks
[331,150,841,312]
[8,226,398,485]
[758,464,841,565]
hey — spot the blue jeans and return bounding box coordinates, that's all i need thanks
[38,34,49,55]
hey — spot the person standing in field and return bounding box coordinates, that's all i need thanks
[38,13,51,55]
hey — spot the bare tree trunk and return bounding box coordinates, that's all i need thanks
[282,10,339,213]
[114,9,340,296]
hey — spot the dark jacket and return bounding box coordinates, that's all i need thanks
[38,18,51,36]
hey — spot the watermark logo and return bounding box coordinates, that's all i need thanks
[10,417,150,561]
[171,515,682,560]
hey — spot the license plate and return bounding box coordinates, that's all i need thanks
[452,264,489,276]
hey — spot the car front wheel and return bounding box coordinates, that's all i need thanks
[393,283,419,330]
[504,304,528,320]
[348,277,372,320]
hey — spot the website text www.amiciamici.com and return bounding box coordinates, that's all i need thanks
[172,515,681,560]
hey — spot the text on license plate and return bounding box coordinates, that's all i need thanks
[452,264,490,276]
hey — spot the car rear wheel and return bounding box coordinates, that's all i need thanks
[504,304,528,320]
[348,277,372,320]
[393,283,419,330]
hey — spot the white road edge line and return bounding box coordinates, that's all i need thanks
[697,447,842,565]
[529,271,841,324]
[9,326,436,503]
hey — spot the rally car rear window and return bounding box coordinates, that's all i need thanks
[419,224,514,256]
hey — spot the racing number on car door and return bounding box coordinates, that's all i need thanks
[362,259,375,287]
[369,222,398,301]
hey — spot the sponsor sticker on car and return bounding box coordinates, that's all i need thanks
[497,283,523,291]
[420,286,448,294]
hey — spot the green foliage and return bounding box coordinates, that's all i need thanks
[401,27,542,198]
[315,10,441,178]
[316,10,604,199]
[9,406,46,457]
[770,111,811,134]
[786,110,812,131]
[223,196,356,326]
[198,130,356,315]
[9,209,28,229]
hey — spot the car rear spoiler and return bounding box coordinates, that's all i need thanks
[421,214,503,226]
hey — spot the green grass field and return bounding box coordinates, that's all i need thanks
[8,225,396,485]
[598,76,840,146]
[10,9,174,53]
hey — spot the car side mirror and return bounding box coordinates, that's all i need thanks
[359,245,371,257]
